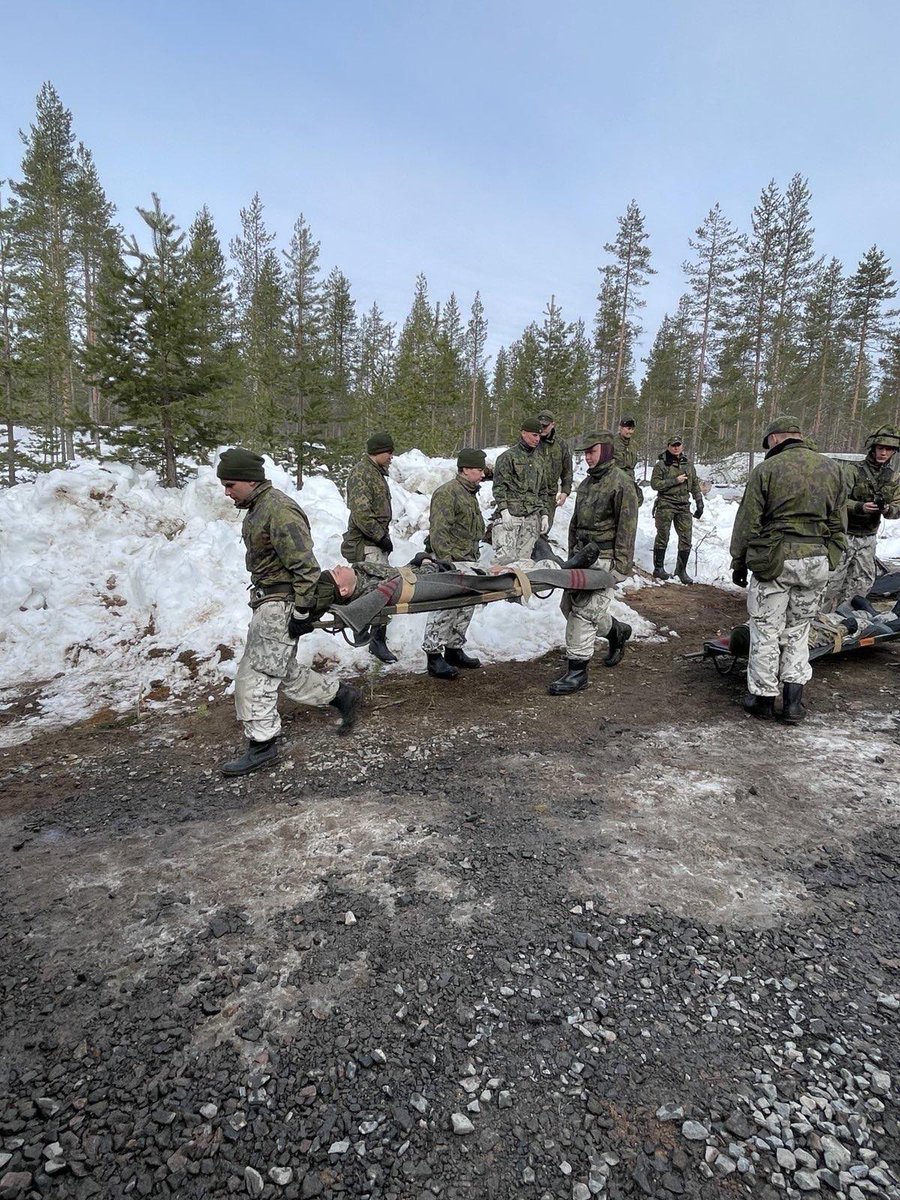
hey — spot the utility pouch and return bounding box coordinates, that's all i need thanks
[745,530,785,582]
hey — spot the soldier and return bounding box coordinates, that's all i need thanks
[730,415,846,724]
[217,448,361,777]
[650,435,704,583]
[492,418,554,564]
[536,410,573,530]
[613,416,644,507]
[423,448,487,679]
[341,432,396,663]
[824,425,900,610]
[548,432,638,695]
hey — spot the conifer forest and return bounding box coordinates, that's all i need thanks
[2,82,899,489]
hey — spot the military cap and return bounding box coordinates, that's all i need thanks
[537,410,555,425]
[574,431,615,452]
[367,431,394,455]
[618,416,636,428]
[521,418,542,434]
[216,447,266,482]
[762,414,802,449]
[666,434,684,447]
[866,424,900,451]
[457,448,487,470]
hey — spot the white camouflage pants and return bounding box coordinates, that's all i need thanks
[559,555,615,660]
[747,555,829,696]
[234,600,339,741]
[423,562,477,653]
[493,513,542,565]
[822,534,877,611]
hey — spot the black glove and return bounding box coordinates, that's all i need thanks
[731,565,748,588]
[288,607,316,638]
[377,535,393,554]
[694,500,704,519]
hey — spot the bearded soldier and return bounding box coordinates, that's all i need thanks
[613,416,644,508]
[824,425,900,610]
[650,435,704,583]
[422,448,487,679]
[341,432,396,663]
[548,432,638,695]
[536,410,573,530]
[217,448,361,776]
[730,416,846,724]
[492,418,554,564]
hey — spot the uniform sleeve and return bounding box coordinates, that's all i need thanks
[612,479,639,575]
[729,470,765,568]
[824,471,848,561]
[690,465,703,504]
[347,466,387,542]
[540,458,555,518]
[650,461,667,493]
[492,452,511,511]
[881,471,900,520]
[428,486,456,560]
[270,506,321,607]
[560,441,573,494]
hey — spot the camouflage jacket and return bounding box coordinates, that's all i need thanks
[730,439,847,569]
[428,474,485,562]
[348,561,399,599]
[613,434,639,478]
[492,440,553,518]
[650,452,702,512]
[841,454,900,536]
[241,482,320,608]
[341,454,392,562]
[537,430,573,496]
[568,461,639,577]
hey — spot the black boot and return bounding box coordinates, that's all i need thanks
[561,542,600,570]
[329,682,362,735]
[743,693,775,720]
[221,737,279,777]
[368,625,397,664]
[548,659,589,695]
[652,549,670,580]
[675,550,694,585]
[444,646,481,669]
[603,618,632,667]
[781,682,807,724]
[427,652,459,680]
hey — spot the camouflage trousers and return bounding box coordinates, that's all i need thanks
[423,562,477,653]
[361,544,391,631]
[654,507,692,557]
[746,555,829,696]
[822,534,877,611]
[559,555,615,659]
[234,600,339,741]
[493,512,542,565]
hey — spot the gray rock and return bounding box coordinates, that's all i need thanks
[0,1155,10,1171]
[821,1136,851,1171]
[875,993,898,1011]
[573,1185,591,1200]
[656,1104,685,1121]
[409,1093,428,1114]
[451,1113,475,1135]
[714,1154,736,1176]
[328,1140,349,1154]
[268,1167,293,1186]
[869,1071,891,1096]
[45,1160,67,1176]
[681,1120,709,1141]
[42,1143,63,1160]
[777,1148,797,1171]
[34,1098,60,1117]
[244,1166,264,1198]
[794,1170,821,1191]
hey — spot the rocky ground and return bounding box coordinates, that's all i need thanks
[1,583,898,1200]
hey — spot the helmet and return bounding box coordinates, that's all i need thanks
[865,425,900,452]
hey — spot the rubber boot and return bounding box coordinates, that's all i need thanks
[444,646,481,669]
[743,693,775,720]
[221,738,279,777]
[652,549,670,580]
[368,624,398,664]
[603,618,632,667]
[329,682,361,735]
[427,652,459,680]
[781,682,807,724]
[675,550,694,585]
[548,659,589,695]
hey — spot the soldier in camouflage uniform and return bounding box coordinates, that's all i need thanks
[613,416,644,508]
[341,432,396,663]
[823,425,900,610]
[730,416,846,724]
[536,410,574,531]
[217,448,361,777]
[650,435,704,583]
[548,432,639,695]
[492,418,554,564]
[423,448,487,679]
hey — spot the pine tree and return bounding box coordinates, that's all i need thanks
[464,291,488,444]
[737,180,782,460]
[393,274,437,449]
[489,346,509,444]
[799,258,849,444]
[505,324,542,435]
[845,246,896,445]
[767,174,818,420]
[568,319,595,431]
[321,266,358,451]
[639,300,697,469]
[283,214,326,484]
[602,200,655,408]
[230,193,278,441]
[0,181,25,485]
[877,328,900,429]
[593,270,622,427]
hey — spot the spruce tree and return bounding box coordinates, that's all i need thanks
[283,215,326,484]
[846,246,896,444]
[393,274,437,450]
[355,302,395,439]
[505,324,541,435]
[767,174,818,420]
[489,346,509,444]
[602,200,655,408]
[593,271,623,427]
[0,181,24,485]
[800,258,849,444]
[186,206,237,430]
[464,292,488,444]
[737,180,782,461]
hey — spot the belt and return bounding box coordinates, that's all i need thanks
[781,534,823,545]
[250,582,294,598]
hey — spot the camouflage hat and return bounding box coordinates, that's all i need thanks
[457,448,487,470]
[216,447,266,482]
[865,424,900,451]
[537,410,555,425]
[666,434,684,447]
[762,414,802,449]
[574,431,614,452]
[367,431,394,455]
[618,415,636,428]
[521,418,542,434]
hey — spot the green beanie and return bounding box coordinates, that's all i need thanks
[367,432,395,455]
[762,414,802,449]
[457,448,487,470]
[216,447,266,482]
[521,418,542,434]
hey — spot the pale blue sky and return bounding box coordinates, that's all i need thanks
[3,0,899,364]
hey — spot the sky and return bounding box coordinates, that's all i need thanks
[3,0,899,368]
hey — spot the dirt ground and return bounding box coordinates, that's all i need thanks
[1,583,899,1200]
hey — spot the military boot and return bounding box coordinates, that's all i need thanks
[603,619,632,667]
[675,550,694,585]
[548,659,589,695]
[426,652,459,680]
[561,542,600,570]
[781,683,807,724]
[329,682,361,735]
[445,646,481,669]
[652,550,670,580]
[743,693,775,720]
[221,737,279,777]
[368,625,397,664]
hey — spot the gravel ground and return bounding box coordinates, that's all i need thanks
[1,584,898,1200]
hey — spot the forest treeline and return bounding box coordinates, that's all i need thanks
[1,83,898,488]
